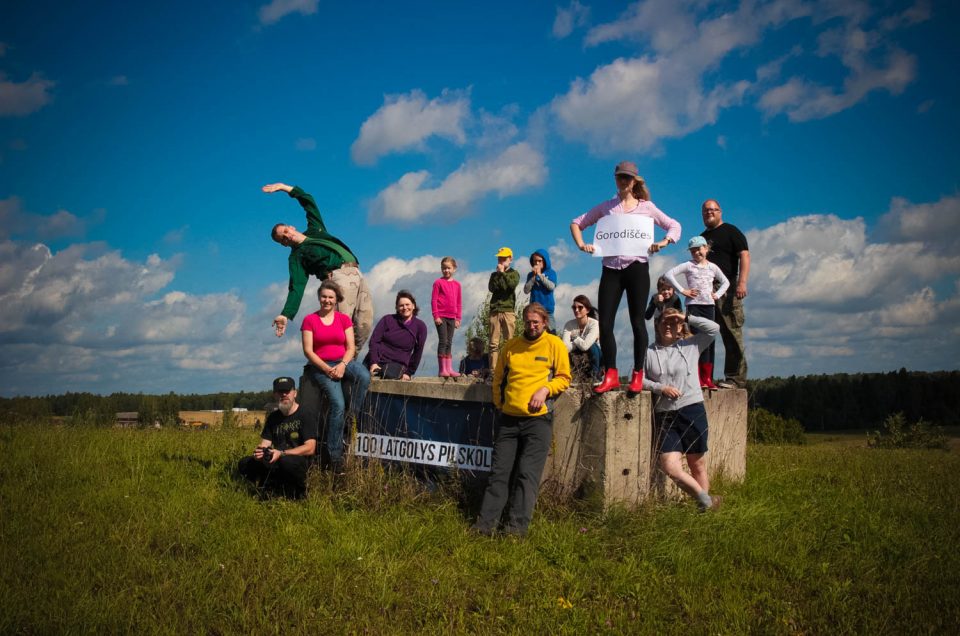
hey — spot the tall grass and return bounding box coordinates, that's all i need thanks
[2,424,958,634]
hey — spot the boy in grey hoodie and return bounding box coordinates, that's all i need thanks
[643,308,721,511]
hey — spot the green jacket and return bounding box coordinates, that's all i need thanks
[281,186,359,320]
[487,268,520,315]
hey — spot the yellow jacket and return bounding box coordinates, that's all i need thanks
[493,332,571,417]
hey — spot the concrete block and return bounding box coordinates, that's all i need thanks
[343,376,746,509]
[648,389,748,499]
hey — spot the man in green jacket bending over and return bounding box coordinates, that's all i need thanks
[264,182,374,349]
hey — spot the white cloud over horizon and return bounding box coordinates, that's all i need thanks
[2,189,959,395]
[351,89,470,165]
[368,142,547,223]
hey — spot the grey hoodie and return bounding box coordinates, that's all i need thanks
[642,315,719,412]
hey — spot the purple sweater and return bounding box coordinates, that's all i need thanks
[363,314,428,375]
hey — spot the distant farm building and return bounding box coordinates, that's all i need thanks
[179,410,267,429]
[115,412,139,427]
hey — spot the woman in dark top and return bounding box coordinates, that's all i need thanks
[364,290,428,380]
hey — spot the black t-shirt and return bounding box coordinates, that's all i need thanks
[701,223,748,281]
[261,406,318,451]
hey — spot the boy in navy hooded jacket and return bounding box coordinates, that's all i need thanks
[524,249,558,329]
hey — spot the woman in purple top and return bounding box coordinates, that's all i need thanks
[570,161,682,395]
[363,290,428,380]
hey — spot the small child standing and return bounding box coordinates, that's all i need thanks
[663,236,729,390]
[523,249,558,329]
[488,247,520,372]
[645,275,684,320]
[431,256,462,378]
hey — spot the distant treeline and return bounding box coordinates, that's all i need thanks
[0,390,272,426]
[748,369,960,431]
[2,370,958,430]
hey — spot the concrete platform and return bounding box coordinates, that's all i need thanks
[305,375,747,508]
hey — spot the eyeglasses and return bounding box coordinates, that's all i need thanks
[572,305,585,311]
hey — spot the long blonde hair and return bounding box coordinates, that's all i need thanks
[632,177,651,201]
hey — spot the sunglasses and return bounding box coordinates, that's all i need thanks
[572,304,586,311]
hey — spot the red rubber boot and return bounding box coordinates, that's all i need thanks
[699,362,719,390]
[627,369,644,395]
[593,368,620,394]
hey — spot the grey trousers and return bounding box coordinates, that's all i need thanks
[715,291,747,386]
[475,412,553,535]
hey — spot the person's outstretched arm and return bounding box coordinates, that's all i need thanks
[264,182,326,232]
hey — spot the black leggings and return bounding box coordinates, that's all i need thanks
[597,261,649,371]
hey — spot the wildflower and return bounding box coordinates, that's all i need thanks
[578,527,588,534]
[557,596,573,609]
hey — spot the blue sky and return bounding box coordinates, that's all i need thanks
[1,0,958,396]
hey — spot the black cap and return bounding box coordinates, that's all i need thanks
[272,376,296,393]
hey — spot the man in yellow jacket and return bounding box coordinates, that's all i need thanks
[473,303,571,537]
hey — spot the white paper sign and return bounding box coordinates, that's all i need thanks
[353,433,493,472]
[591,214,654,257]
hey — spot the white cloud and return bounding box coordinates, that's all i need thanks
[759,49,916,121]
[476,105,520,149]
[875,194,960,251]
[553,1,590,39]
[555,0,926,150]
[0,72,55,117]
[748,213,959,307]
[369,142,547,223]
[351,89,470,165]
[258,0,318,25]
[758,1,928,122]
[551,0,804,154]
[0,197,90,240]
[0,241,176,340]
[547,239,577,272]
[163,226,188,244]
[0,237,283,395]
[739,195,960,377]
[553,55,750,154]
[295,137,316,151]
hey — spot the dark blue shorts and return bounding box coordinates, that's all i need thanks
[656,402,709,455]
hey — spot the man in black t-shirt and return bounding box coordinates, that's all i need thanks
[238,376,318,498]
[700,200,750,389]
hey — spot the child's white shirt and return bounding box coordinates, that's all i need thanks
[664,260,730,306]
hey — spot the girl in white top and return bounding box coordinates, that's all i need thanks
[663,235,729,390]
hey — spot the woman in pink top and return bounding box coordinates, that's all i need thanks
[301,280,370,471]
[569,161,682,395]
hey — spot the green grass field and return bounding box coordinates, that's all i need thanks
[2,424,958,634]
